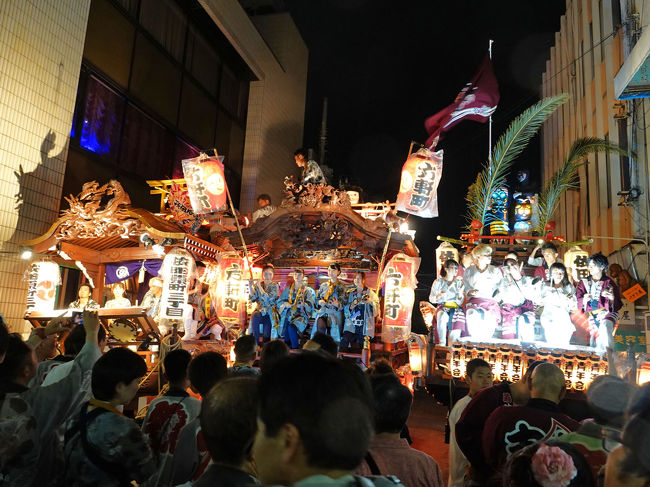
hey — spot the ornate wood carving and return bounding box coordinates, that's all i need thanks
[56,180,143,239]
[281,181,352,210]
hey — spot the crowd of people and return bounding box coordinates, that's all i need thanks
[428,243,623,355]
[1,308,650,487]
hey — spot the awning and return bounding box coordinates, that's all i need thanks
[615,28,650,100]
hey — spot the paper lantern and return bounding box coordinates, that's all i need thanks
[215,254,246,322]
[182,155,227,214]
[25,261,60,312]
[435,242,459,278]
[381,253,421,343]
[564,246,590,282]
[395,148,443,218]
[159,248,195,321]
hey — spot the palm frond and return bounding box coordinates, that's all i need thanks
[465,93,570,229]
[535,137,627,233]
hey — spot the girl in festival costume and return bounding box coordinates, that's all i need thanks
[339,272,378,350]
[311,263,347,343]
[248,264,280,344]
[104,282,131,308]
[575,253,622,354]
[429,259,467,346]
[495,258,537,341]
[463,244,503,340]
[538,262,577,347]
[278,268,315,349]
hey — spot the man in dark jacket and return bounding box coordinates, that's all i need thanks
[481,363,579,478]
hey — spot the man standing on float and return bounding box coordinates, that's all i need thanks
[278,268,315,349]
[463,244,503,340]
[294,148,327,185]
[312,263,347,343]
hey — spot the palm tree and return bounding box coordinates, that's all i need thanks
[465,93,569,232]
[535,137,626,234]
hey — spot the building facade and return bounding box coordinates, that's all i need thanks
[0,0,307,332]
[541,0,649,284]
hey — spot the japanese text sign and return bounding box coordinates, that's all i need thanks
[26,261,60,312]
[396,148,443,218]
[623,283,647,302]
[160,248,195,320]
[182,155,227,214]
[381,253,421,343]
[216,255,246,321]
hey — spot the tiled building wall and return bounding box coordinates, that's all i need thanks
[0,0,91,332]
[541,0,643,255]
[199,0,308,213]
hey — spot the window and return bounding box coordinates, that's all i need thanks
[617,118,631,190]
[604,133,612,208]
[139,0,187,62]
[185,26,220,96]
[120,103,174,178]
[589,23,595,78]
[599,0,605,60]
[79,76,125,160]
[219,66,240,117]
[130,33,182,124]
[179,78,217,149]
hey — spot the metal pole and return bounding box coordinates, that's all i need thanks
[488,39,494,165]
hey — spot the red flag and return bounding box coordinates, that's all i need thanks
[425,55,499,148]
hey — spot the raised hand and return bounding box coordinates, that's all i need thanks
[82,309,100,344]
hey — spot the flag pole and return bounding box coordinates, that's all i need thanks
[488,39,494,164]
[213,149,252,276]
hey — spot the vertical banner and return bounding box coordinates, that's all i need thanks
[26,261,60,312]
[563,246,589,282]
[396,148,443,218]
[160,248,195,320]
[381,253,421,343]
[167,182,203,234]
[182,155,227,214]
[215,254,246,322]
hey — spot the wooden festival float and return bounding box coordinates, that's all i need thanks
[425,221,647,398]
[21,179,230,371]
[223,180,421,369]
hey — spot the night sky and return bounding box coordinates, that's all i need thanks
[285,0,566,286]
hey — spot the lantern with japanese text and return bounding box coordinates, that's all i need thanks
[564,246,589,282]
[159,248,195,321]
[182,155,227,214]
[25,261,60,312]
[435,241,459,278]
[215,254,246,323]
[381,253,421,343]
[395,148,443,218]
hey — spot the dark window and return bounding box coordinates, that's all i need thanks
[114,0,139,16]
[215,109,232,158]
[599,0,605,59]
[580,41,586,97]
[79,76,125,160]
[130,33,182,124]
[604,133,612,208]
[139,0,187,62]
[178,78,217,149]
[617,118,631,190]
[120,103,174,178]
[83,0,135,87]
[589,23,595,76]
[219,65,240,117]
[612,0,622,28]
[185,26,220,96]
[585,163,591,227]
[172,138,201,179]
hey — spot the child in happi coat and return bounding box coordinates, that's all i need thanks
[311,263,347,343]
[463,244,503,340]
[429,259,467,346]
[248,264,280,343]
[278,269,315,349]
[340,272,378,350]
